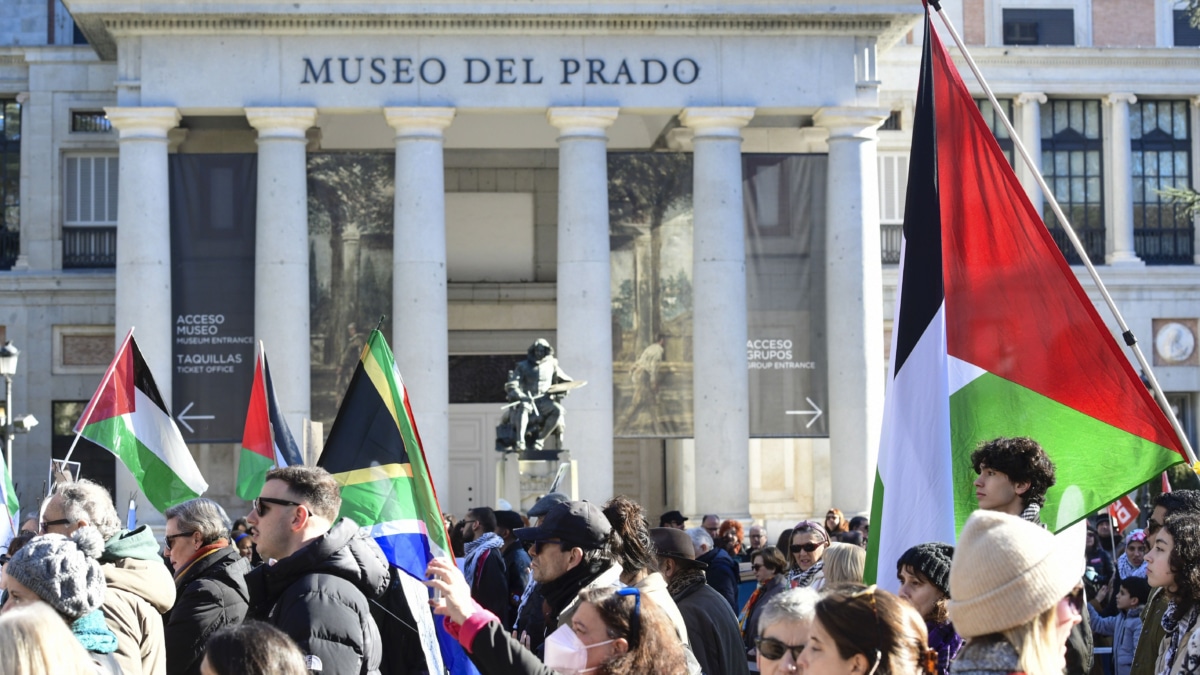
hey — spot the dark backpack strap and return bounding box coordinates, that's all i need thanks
[475,549,491,585]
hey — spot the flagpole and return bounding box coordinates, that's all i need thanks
[63,328,135,466]
[929,1,1199,468]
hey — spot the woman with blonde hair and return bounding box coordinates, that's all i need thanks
[0,603,97,674]
[821,543,866,588]
[947,510,1085,675]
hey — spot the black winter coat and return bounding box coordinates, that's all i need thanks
[698,548,741,613]
[674,579,751,675]
[165,546,251,675]
[247,518,390,675]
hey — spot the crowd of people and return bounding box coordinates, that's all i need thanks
[0,437,1196,675]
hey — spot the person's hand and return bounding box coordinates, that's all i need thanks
[426,557,476,625]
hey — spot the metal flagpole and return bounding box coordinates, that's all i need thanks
[62,327,135,466]
[928,0,1199,467]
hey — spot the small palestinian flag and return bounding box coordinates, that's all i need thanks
[0,451,18,550]
[75,332,208,513]
[867,9,1187,585]
[237,344,303,500]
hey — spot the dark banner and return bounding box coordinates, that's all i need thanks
[170,154,258,443]
[610,153,827,438]
[745,155,828,436]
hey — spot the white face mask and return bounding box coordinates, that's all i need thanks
[543,624,616,675]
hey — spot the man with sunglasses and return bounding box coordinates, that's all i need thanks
[651,527,750,675]
[512,500,622,656]
[1131,489,1200,675]
[42,478,175,675]
[244,466,391,675]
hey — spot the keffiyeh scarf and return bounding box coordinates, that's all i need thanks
[787,560,824,588]
[1160,601,1200,675]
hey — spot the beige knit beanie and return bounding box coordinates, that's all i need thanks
[947,510,1085,638]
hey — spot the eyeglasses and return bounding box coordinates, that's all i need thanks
[848,585,884,675]
[791,543,824,554]
[756,636,806,661]
[752,564,764,571]
[163,531,197,548]
[615,587,641,648]
[39,518,71,533]
[532,539,563,554]
[254,496,302,516]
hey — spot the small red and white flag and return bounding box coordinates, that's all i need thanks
[1108,495,1140,533]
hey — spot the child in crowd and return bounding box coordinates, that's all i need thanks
[1088,576,1149,675]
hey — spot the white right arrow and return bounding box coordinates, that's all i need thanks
[785,397,824,429]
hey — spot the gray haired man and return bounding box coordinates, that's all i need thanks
[40,479,176,675]
[163,498,250,675]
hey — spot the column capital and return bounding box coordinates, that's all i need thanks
[680,107,754,139]
[1015,92,1048,107]
[813,107,890,140]
[1192,95,1200,108]
[1104,93,1138,107]
[547,107,619,138]
[104,107,181,139]
[384,107,456,139]
[246,107,318,139]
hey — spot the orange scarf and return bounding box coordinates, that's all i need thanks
[174,543,227,583]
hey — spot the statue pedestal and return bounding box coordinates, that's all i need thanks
[496,450,578,513]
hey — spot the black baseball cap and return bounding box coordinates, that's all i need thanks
[528,491,570,518]
[659,510,687,527]
[495,510,524,531]
[514,501,611,550]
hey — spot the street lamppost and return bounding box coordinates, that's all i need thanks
[0,341,19,474]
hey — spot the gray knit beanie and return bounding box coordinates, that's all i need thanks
[897,542,955,597]
[5,526,106,621]
[947,511,1084,638]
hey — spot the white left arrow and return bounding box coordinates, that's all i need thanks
[175,401,215,434]
[785,397,824,429]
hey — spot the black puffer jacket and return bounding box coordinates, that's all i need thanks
[247,518,390,675]
[165,545,251,675]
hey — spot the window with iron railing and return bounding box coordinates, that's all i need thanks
[0,99,20,271]
[1131,100,1193,265]
[1041,99,1105,264]
[63,155,118,268]
[878,152,909,264]
[975,98,1016,167]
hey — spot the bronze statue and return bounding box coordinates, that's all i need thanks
[495,339,584,452]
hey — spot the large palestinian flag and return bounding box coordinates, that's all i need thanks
[237,345,304,500]
[867,9,1187,586]
[0,451,18,550]
[75,332,208,512]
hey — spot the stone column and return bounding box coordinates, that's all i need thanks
[105,106,180,520]
[1105,93,1143,266]
[246,108,318,434]
[106,107,180,391]
[385,107,455,500]
[547,107,618,503]
[680,107,755,520]
[1014,93,1047,213]
[813,107,890,516]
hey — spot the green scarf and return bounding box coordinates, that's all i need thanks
[72,609,118,654]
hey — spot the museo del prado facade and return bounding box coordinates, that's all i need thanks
[1,0,1200,530]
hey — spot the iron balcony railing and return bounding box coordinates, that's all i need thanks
[63,226,117,269]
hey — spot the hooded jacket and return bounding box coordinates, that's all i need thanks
[165,545,251,675]
[246,518,390,675]
[100,525,177,675]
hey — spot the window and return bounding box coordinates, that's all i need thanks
[1176,9,1200,46]
[1003,9,1076,45]
[975,98,1016,167]
[63,155,118,269]
[1132,100,1193,264]
[0,99,19,271]
[52,401,116,500]
[878,153,909,264]
[71,111,112,134]
[1041,99,1105,264]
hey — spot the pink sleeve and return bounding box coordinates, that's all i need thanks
[442,600,500,654]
